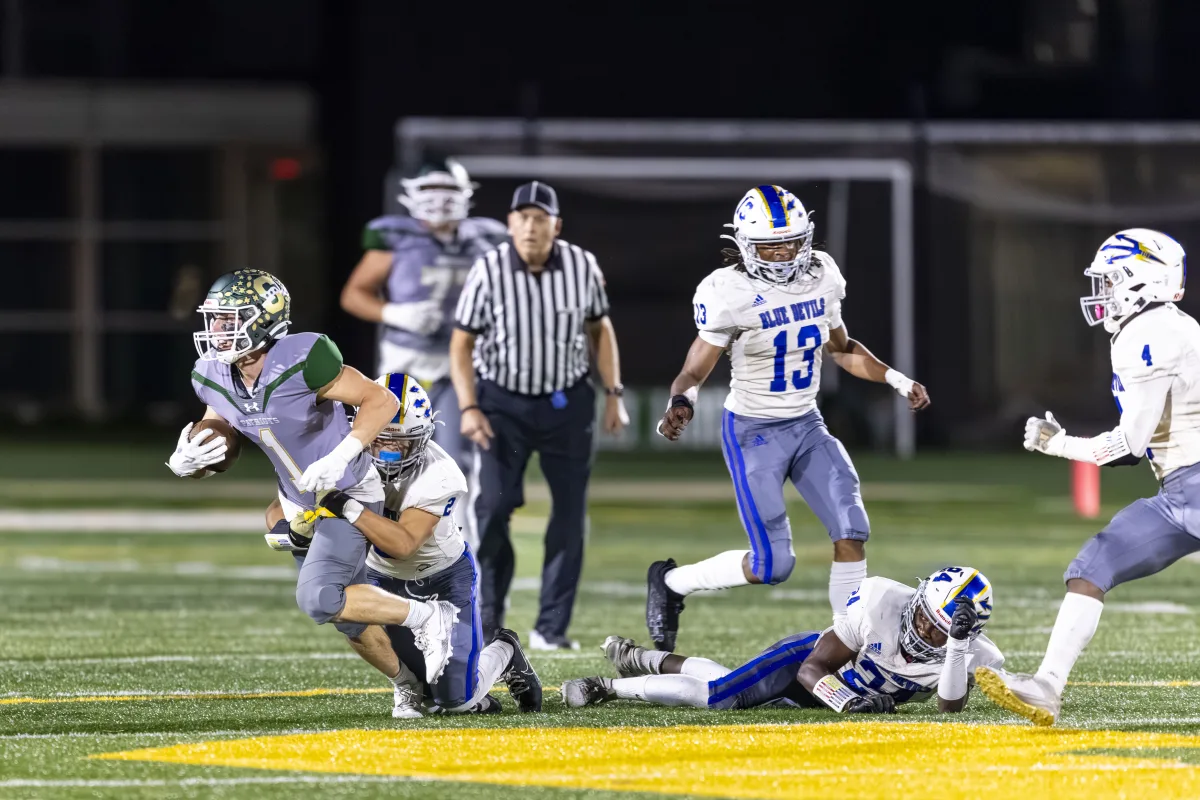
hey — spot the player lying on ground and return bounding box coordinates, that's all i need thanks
[566,568,997,713]
[977,228,1200,727]
[648,184,930,653]
[270,373,542,716]
[168,269,458,687]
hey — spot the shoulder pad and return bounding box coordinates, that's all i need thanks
[460,216,509,243]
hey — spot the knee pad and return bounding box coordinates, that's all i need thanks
[295,579,347,625]
[752,529,796,585]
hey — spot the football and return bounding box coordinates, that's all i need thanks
[188,417,242,473]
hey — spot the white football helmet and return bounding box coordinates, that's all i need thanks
[720,185,817,285]
[398,159,478,225]
[900,566,993,663]
[369,373,438,480]
[1081,228,1186,333]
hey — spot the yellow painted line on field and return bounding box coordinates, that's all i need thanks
[0,684,552,706]
[95,722,1200,800]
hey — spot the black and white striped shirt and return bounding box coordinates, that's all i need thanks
[454,239,610,395]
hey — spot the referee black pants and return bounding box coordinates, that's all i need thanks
[470,378,594,640]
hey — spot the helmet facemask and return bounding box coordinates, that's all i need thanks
[194,305,264,364]
[370,425,434,481]
[722,222,817,287]
[399,161,476,225]
[899,579,952,664]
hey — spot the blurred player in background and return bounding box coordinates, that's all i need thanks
[341,160,507,472]
[311,373,543,716]
[566,567,998,714]
[168,269,459,689]
[978,229,1200,727]
[647,185,930,651]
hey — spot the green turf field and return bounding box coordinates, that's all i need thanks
[2,447,1199,799]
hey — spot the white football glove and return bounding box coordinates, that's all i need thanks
[166,423,228,477]
[295,437,363,493]
[381,300,443,337]
[1024,411,1065,457]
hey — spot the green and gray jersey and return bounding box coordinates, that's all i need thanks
[190,332,374,509]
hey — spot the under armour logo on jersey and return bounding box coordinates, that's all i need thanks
[750,435,768,447]
[751,294,767,308]
[243,402,260,412]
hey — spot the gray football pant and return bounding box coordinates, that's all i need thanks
[720,408,870,585]
[293,500,385,638]
[1066,461,1200,592]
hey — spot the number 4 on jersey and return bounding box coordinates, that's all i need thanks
[1142,344,1153,367]
[770,324,822,392]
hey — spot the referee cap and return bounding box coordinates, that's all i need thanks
[511,181,559,216]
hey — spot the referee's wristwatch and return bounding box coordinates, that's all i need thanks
[605,384,624,397]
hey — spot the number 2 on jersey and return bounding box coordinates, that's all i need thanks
[770,324,822,392]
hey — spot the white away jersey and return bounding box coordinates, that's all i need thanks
[831,577,1004,704]
[365,441,468,581]
[693,252,846,419]
[1110,304,1200,480]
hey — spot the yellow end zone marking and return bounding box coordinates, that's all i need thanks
[0,684,553,706]
[95,723,1200,800]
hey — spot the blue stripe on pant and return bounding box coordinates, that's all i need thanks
[721,410,775,582]
[707,631,820,710]
[367,546,483,709]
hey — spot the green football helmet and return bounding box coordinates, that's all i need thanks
[193,269,291,364]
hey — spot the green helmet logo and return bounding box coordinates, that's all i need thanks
[194,269,291,364]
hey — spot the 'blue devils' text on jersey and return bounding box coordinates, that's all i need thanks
[364,215,507,354]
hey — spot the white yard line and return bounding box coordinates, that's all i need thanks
[0,777,416,788]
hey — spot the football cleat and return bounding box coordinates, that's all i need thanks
[392,684,424,719]
[975,666,1061,727]
[493,628,543,712]
[603,635,651,678]
[411,600,459,684]
[646,559,686,651]
[529,630,580,651]
[561,677,615,708]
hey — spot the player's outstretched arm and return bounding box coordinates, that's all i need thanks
[937,596,977,713]
[319,493,440,560]
[825,325,930,411]
[797,630,896,714]
[656,337,724,441]
[339,250,392,323]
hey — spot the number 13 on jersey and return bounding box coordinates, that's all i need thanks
[771,324,822,392]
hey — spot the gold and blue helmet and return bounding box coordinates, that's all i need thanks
[369,373,437,480]
[900,566,993,663]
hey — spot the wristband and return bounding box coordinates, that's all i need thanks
[811,674,858,712]
[669,394,694,411]
[342,498,364,525]
[332,434,365,462]
[460,405,481,414]
[884,368,914,398]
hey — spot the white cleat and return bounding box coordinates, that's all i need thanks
[975,666,1062,727]
[411,600,459,684]
[392,684,424,719]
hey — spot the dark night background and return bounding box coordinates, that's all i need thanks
[4,0,1198,449]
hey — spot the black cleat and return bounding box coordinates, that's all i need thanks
[646,558,685,651]
[492,628,543,712]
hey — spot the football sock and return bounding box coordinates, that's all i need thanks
[638,648,670,674]
[611,675,710,708]
[679,657,731,683]
[664,550,751,595]
[1036,592,1104,696]
[829,559,868,616]
[400,599,433,629]
[389,661,421,687]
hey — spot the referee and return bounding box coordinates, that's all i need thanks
[450,181,626,651]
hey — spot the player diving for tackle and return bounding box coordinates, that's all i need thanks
[648,184,931,652]
[281,373,543,716]
[977,229,1200,726]
[565,567,999,714]
[166,269,459,688]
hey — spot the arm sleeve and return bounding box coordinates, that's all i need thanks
[361,224,392,252]
[454,256,492,334]
[584,251,611,321]
[693,274,740,348]
[302,335,345,390]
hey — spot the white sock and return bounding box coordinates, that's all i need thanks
[611,675,710,708]
[664,550,751,596]
[829,560,867,616]
[400,599,433,629]
[638,648,670,674]
[679,656,731,683]
[444,640,514,713]
[1036,592,1104,696]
